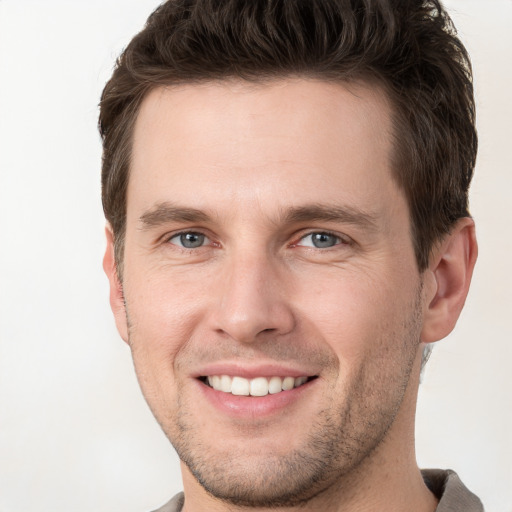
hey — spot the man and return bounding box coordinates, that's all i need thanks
[99,0,481,510]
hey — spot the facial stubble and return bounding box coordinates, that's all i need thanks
[132,284,424,508]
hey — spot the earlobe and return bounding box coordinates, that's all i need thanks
[421,217,478,344]
[103,225,129,343]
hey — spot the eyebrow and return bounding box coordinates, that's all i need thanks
[138,201,379,232]
[139,202,211,229]
[280,204,379,232]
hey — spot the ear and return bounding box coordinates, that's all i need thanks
[421,217,478,343]
[103,225,129,343]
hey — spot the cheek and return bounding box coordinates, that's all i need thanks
[126,266,208,335]
[123,270,211,397]
[293,266,418,369]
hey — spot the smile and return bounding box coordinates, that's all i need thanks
[203,375,315,396]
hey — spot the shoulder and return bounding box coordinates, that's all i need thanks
[422,469,484,511]
[150,492,185,512]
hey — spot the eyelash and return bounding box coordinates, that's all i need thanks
[293,231,351,249]
[166,231,214,250]
[164,230,351,251]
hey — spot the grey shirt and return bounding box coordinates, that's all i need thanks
[151,469,483,511]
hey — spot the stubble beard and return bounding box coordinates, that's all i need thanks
[152,291,424,508]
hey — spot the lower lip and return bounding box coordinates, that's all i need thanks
[196,379,315,418]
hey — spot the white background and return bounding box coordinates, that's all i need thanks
[0,1,510,511]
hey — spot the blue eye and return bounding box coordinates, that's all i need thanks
[169,232,209,249]
[298,232,341,248]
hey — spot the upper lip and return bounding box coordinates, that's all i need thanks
[191,362,319,379]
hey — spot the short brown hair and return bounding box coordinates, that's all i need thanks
[99,0,477,275]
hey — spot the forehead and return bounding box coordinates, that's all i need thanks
[128,78,401,223]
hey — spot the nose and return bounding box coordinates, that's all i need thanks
[210,252,296,343]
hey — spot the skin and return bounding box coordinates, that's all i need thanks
[104,79,477,511]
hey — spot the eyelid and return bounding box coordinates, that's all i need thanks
[160,228,351,250]
[293,230,352,248]
[165,230,215,248]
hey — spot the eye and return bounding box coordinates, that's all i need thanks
[168,232,210,249]
[297,232,343,249]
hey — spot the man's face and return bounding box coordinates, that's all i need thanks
[113,79,429,506]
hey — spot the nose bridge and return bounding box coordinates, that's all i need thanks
[212,246,294,343]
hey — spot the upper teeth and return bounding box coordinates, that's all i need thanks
[207,375,308,396]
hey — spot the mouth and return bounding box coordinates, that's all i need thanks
[200,375,317,397]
